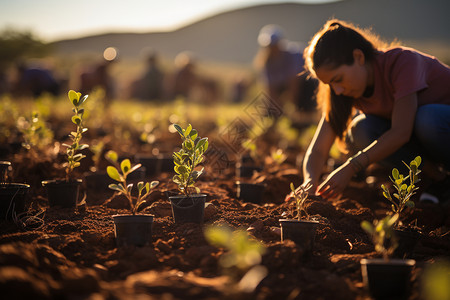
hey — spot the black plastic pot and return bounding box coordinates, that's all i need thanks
[135,154,160,176]
[394,228,421,258]
[169,194,206,224]
[236,182,265,203]
[236,163,263,178]
[0,161,11,183]
[159,155,174,173]
[42,179,82,208]
[360,258,415,300]
[0,183,30,221]
[113,214,154,247]
[279,219,319,254]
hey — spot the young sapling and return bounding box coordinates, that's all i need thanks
[381,156,421,228]
[172,124,208,196]
[290,182,312,220]
[63,90,89,181]
[106,150,159,215]
[361,214,399,261]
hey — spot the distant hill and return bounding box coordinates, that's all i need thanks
[52,0,450,64]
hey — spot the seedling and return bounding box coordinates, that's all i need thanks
[361,214,399,261]
[106,150,159,215]
[172,124,208,196]
[270,148,287,165]
[17,112,53,152]
[290,182,312,220]
[63,90,89,180]
[205,224,267,292]
[381,156,421,227]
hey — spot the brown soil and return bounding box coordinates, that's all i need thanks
[1,125,449,300]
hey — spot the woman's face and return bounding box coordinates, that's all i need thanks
[315,49,370,99]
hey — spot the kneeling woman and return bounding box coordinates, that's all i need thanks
[299,19,450,202]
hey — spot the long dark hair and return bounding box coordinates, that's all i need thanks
[305,19,389,140]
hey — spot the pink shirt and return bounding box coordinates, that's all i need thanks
[354,47,450,119]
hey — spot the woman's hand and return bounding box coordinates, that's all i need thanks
[317,162,355,199]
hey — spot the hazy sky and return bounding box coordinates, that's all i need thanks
[0,0,339,42]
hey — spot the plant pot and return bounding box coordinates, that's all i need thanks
[360,258,415,300]
[236,182,265,203]
[113,214,154,247]
[158,155,174,173]
[169,194,206,224]
[42,179,82,208]
[236,163,263,178]
[0,161,11,183]
[393,228,421,258]
[0,183,30,221]
[84,172,112,190]
[135,154,160,176]
[279,219,319,254]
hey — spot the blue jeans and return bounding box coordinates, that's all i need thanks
[346,104,450,171]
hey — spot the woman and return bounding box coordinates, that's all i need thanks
[297,19,450,202]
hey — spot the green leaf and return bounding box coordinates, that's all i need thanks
[174,124,184,137]
[108,183,125,193]
[107,166,121,182]
[78,144,89,150]
[71,115,81,125]
[361,221,374,234]
[414,156,421,167]
[405,200,415,208]
[68,90,80,105]
[137,181,144,192]
[150,181,159,189]
[105,150,118,163]
[78,95,88,106]
[121,159,131,174]
[175,165,188,175]
[189,129,198,140]
[127,163,142,175]
[392,168,399,180]
[185,124,192,136]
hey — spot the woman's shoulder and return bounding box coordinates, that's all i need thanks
[377,46,435,61]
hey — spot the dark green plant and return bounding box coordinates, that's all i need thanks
[381,156,421,227]
[290,182,312,220]
[361,214,399,261]
[63,90,89,180]
[172,124,208,196]
[106,150,159,215]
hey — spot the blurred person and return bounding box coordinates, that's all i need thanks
[290,19,450,204]
[169,51,197,100]
[79,60,115,101]
[12,62,60,97]
[129,51,164,101]
[254,24,318,111]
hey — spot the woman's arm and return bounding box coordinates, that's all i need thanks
[317,93,418,198]
[302,114,336,193]
[357,93,418,165]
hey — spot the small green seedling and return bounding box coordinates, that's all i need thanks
[290,182,312,220]
[270,148,287,165]
[106,150,159,215]
[205,224,267,292]
[361,214,399,261]
[172,124,208,196]
[63,90,89,180]
[381,156,421,227]
[17,112,53,151]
